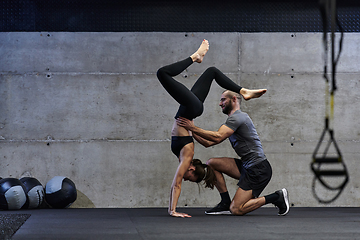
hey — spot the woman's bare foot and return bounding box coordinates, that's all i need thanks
[190,39,209,63]
[240,88,267,100]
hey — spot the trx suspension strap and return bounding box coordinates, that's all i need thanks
[311,0,348,204]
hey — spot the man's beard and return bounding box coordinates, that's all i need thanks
[222,103,232,115]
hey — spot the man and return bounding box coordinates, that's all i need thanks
[176,90,289,216]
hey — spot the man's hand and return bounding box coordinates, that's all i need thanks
[178,117,235,145]
[176,117,195,130]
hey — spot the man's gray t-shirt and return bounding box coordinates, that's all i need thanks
[223,110,266,169]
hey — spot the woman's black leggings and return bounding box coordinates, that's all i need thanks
[157,57,242,120]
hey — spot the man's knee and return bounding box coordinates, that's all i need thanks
[206,158,215,166]
[230,203,246,216]
[206,158,226,173]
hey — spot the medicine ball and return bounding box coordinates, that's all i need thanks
[0,178,29,210]
[45,176,77,209]
[20,177,45,209]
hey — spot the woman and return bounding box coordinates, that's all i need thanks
[156,39,266,217]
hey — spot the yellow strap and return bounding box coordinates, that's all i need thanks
[330,92,334,123]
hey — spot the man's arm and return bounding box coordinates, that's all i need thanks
[176,117,234,145]
[192,133,217,147]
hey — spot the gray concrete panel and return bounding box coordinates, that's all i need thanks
[0,73,174,140]
[240,33,323,74]
[239,73,325,142]
[0,32,239,74]
[336,33,360,73]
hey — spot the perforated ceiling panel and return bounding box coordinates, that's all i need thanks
[1,0,360,32]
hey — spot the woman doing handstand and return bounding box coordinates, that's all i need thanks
[156,39,266,218]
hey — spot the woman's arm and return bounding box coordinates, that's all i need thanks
[168,143,193,218]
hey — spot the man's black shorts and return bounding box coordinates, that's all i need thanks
[234,159,272,198]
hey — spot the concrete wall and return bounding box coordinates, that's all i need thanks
[0,32,359,208]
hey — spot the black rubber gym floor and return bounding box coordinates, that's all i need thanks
[2,207,360,240]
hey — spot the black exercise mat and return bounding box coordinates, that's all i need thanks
[0,214,31,240]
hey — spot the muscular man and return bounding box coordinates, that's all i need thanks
[177,90,290,216]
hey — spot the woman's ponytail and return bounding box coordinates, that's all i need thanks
[192,159,217,189]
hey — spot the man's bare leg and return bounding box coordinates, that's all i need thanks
[231,188,290,216]
[207,157,240,192]
[212,168,227,193]
[208,158,266,216]
[206,157,241,214]
[230,188,266,216]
